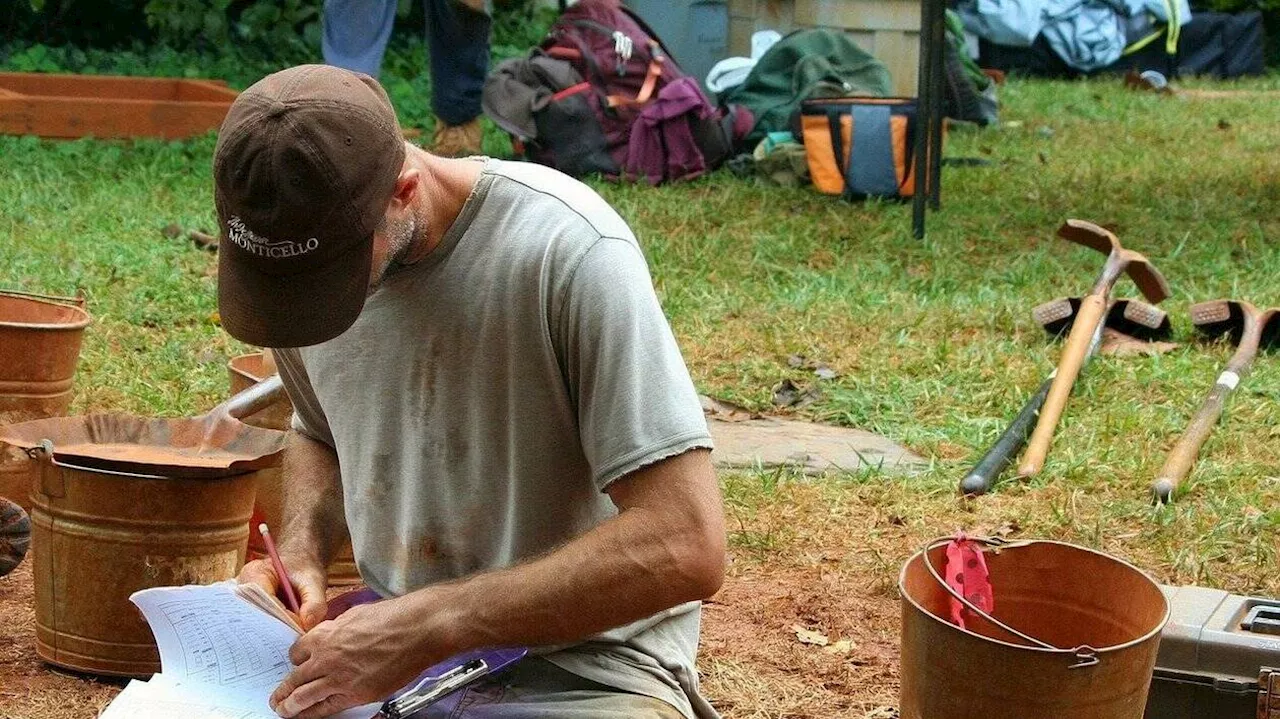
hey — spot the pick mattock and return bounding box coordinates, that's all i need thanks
[1151,300,1280,504]
[1016,220,1171,478]
[961,297,1172,496]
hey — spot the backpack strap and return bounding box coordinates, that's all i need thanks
[606,56,664,107]
[843,104,900,199]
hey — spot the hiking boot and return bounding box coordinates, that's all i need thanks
[431,118,483,157]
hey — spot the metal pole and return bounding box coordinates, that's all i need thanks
[927,0,945,211]
[911,0,936,238]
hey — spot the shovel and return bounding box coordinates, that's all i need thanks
[1016,221,1171,478]
[1151,300,1279,503]
[0,375,286,479]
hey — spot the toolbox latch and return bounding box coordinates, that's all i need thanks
[1259,667,1279,719]
[1243,606,1280,636]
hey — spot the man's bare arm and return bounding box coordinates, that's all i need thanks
[240,430,346,629]
[277,430,347,569]
[442,447,725,648]
[270,448,725,719]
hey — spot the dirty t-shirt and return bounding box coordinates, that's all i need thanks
[271,159,717,719]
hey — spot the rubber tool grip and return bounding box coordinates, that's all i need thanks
[961,375,1054,495]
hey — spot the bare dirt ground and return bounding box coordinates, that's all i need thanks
[0,478,913,719]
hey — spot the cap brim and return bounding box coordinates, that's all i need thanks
[218,232,373,348]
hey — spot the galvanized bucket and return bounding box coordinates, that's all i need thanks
[27,449,256,676]
[899,538,1170,719]
[229,352,361,586]
[0,290,91,510]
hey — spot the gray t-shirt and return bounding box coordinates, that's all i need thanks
[272,159,717,719]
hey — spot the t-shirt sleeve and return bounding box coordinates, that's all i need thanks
[271,347,337,448]
[558,237,713,491]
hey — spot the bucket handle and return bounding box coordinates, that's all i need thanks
[24,440,67,498]
[920,536,1101,670]
[0,288,87,309]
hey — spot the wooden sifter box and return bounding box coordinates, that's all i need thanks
[1146,585,1280,718]
[0,72,238,140]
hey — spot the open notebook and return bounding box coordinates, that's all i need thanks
[99,581,381,719]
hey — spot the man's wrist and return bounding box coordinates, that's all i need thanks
[397,582,479,659]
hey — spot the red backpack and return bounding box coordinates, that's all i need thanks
[483,0,748,183]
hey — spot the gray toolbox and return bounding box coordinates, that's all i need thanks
[1146,585,1280,718]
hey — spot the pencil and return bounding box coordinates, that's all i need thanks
[258,523,301,614]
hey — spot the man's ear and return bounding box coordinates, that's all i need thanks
[390,167,421,212]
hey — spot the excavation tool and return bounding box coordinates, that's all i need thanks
[0,374,285,479]
[1016,221,1171,479]
[1151,300,1280,504]
[961,298,1172,496]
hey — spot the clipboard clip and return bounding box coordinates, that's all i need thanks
[376,658,491,719]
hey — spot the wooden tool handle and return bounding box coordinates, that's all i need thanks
[1018,294,1108,478]
[1152,375,1239,503]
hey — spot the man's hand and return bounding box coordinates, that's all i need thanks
[268,595,453,719]
[237,557,329,631]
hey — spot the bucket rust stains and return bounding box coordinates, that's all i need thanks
[142,552,240,586]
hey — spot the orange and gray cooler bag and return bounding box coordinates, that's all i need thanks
[800,97,921,200]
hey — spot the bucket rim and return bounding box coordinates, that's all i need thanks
[0,294,91,332]
[227,352,268,383]
[898,537,1171,656]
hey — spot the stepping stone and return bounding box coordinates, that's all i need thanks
[707,416,926,475]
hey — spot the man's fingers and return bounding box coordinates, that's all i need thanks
[294,694,361,719]
[273,678,335,719]
[237,559,279,593]
[288,634,313,666]
[295,576,329,631]
[270,660,323,710]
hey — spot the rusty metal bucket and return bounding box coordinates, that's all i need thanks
[229,352,361,586]
[899,538,1169,719]
[22,452,256,676]
[0,379,287,676]
[0,290,91,511]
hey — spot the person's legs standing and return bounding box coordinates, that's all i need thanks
[425,0,491,156]
[322,0,399,77]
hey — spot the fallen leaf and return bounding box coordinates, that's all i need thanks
[994,520,1021,538]
[814,364,838,380]
[823,638,856,655]
[195,348,221,364]
[190,230,218,252]
[1099,328,1179,357]
[792,624,829,647]
[788,354,808,369]
[773,379,801,406]
[1218,118,1232,130]
[698,395,757,422]
[773,379,822,408]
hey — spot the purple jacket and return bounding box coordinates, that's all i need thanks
[624,77,714,185]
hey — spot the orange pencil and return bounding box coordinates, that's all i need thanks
[258,523,301,614]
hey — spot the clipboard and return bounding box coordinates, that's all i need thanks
[327,588,529,719]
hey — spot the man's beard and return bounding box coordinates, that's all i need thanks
[369,214,417,293]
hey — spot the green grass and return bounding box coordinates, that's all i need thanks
[2,67,1280,596]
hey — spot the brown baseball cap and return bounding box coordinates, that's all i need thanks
[214,64,405,348]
